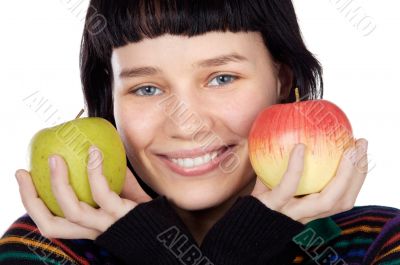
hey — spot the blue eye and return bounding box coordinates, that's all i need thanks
[131,86,162,96]
[208,74,237,87]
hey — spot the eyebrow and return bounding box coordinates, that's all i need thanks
[118,53,249,79]
[195,53,249,68]
[119,67,160,79]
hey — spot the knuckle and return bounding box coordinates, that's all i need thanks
[38,225,53,238]
[91,190,104,205]
[50,179,64,195]
[320,197,336,212]
[274,193,291,206]
[287,162,303,174]
[291,169,303,178]
[50,182,61,195]
[92,186,112,205]
[87,231,99,240]
[280,193,292,203]
[341,204,352,212]
[109,209,121,220]
[90,190,99,202]
[281,208,293,219]
[341,200,355,212]
[64,208,82,223]
[97,200,123,219]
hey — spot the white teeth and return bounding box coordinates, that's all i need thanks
[193,156,203,166]
[169,150,220,168]
[183,158,194,167]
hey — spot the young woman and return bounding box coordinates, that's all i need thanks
[1,1,399,264]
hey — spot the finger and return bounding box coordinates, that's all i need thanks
[353,138,369,174]
[280,193,320,221]
[87,146,137,217]
[313,144,359,210]
[340,139,369,206]
[16,169,57,228]
[284,142,363,220]
[43,216,100,240]
[15,169,99,240]
[50,154,114,231]
[266,143,305,209]
[251,177,272,197]
[120,167,152,203]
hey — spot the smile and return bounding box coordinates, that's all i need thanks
[157,145,236,177]
[168,148,223,168]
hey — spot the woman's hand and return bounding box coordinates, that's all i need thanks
[251,138,369,224]
[15,145,152,240]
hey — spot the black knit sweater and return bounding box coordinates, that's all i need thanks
[94,195,305,265]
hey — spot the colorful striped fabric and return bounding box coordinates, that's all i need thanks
[1,205,399,265]
[292,205,400,264]
[0,215,119,264]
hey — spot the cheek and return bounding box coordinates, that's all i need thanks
[113,98,159,154]
[218,85,277,138]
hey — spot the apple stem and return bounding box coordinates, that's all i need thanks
[75,109,85,119]
[295,87,300,102]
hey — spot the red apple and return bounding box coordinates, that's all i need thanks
[248,88,356,195]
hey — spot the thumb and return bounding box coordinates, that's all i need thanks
[120,167,152,203]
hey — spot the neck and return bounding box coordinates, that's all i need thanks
[172,176,256,246]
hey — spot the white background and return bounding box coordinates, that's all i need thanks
[0,1,399,234]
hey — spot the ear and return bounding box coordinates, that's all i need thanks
[274,63,293,103]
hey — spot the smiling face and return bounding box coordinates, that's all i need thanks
[111,31,285,211]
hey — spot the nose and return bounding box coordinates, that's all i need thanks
[157,92,216,144]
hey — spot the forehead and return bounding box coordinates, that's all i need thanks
[110,31,269,71]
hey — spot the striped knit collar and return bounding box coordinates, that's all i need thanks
[294,217,342,247]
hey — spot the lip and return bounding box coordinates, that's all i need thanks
[157,145,236,177]
[158,145,233,159]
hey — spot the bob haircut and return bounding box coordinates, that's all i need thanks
[80,0,323,197]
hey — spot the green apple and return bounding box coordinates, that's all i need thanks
[29,117,126,217]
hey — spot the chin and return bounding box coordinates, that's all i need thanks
[167,189,231,211]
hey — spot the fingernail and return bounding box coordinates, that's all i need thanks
[88,146,99,163]
[48,156,56,171]
[356,139,368,152]
[15,171,21,184]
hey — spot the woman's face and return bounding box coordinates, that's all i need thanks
[112,31,284,210]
